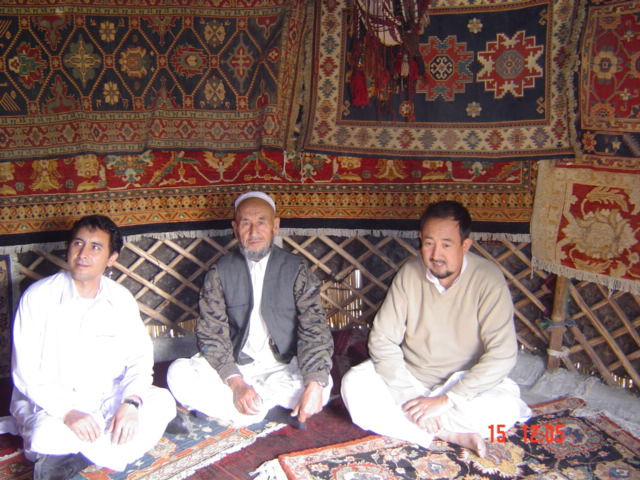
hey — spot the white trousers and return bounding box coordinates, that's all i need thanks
[13,386,176,472]
[167,353,333,427]
[341,360,531,449]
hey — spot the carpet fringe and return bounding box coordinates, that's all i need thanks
[0,241,67,255]
[471,232,530,242]
[251,458,288,480]
[124,228,235,243]
[125,228,530,242]
[279,227,419,238]
[0,229,530,255]
[532,256,640,295]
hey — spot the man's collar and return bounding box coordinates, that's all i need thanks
[58,270,114,304]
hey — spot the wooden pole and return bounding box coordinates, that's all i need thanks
[547,275,570,370]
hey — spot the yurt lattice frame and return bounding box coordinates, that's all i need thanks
[16,233,640,394]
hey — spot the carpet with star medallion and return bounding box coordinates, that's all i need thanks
[302,0,578,161]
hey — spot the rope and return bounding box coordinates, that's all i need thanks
[547,346,571,358]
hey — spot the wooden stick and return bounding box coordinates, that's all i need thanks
[548,276,569,370]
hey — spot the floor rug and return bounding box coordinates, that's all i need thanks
[253,397,640,480]
[180,397,369,480]
[531,158,640,295]
[0,411,283,480]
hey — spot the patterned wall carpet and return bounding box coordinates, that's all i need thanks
[0,0,307,160]
[302,0,578,161]
[532,158,639,295]
[0,152,536,246]
[572,0,640,160]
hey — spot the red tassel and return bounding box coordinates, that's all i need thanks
[409,58,419,81]
[351,70,369,107]
[394,50,404,75]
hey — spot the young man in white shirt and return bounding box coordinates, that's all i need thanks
[11,215,177,480]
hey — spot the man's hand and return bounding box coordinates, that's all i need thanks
[227,376,262,415]
[107,401,140,445]
[63,409,101,443]
[402,395,452,433]
[292,380,323,423]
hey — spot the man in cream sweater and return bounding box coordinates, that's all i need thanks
[341,200,531,457]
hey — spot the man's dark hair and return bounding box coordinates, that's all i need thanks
[419,200,472,240]
[69,215,124,255]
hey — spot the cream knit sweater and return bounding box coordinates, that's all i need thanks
[369,252,517,403]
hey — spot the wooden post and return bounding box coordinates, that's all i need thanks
[547,276,570,370]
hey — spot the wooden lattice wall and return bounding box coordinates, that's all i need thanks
[15,232,640,394]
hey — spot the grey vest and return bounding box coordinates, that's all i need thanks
[216,246,301,364]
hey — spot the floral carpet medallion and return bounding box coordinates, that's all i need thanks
[259,397,640,480]
[531,159,639,294]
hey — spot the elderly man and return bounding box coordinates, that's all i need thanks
[341,200,531,457]
[10,215,177,480]
[168,191,333,427]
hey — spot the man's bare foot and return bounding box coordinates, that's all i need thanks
[437,431,487,458]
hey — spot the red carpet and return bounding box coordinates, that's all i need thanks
[185,397,368,480]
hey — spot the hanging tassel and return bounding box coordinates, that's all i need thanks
[351,0,432,111]
[401,53,410,77]
[393,49,403,75]
[409,57,419,81]
[407,57,419,104]
[351,69,370,107]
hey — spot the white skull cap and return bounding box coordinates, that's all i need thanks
[234,191,276,212]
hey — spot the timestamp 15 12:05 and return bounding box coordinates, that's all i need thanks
[489,423,566,444]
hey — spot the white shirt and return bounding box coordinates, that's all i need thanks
[11,270,154,420]
[240,254,281,369]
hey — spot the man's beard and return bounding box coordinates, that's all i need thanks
[240,244,272,262]
[429,268,454,280]
[428,260,454,280]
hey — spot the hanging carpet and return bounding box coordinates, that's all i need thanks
[570,0,640,161]
[0,151,536,246]
[531,158,640,295]
[0,0,307,160]
[301,0,578,161]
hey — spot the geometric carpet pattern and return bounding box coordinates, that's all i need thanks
[303,0,578,161]
[0,1,307,160]
[256,397,640,480]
